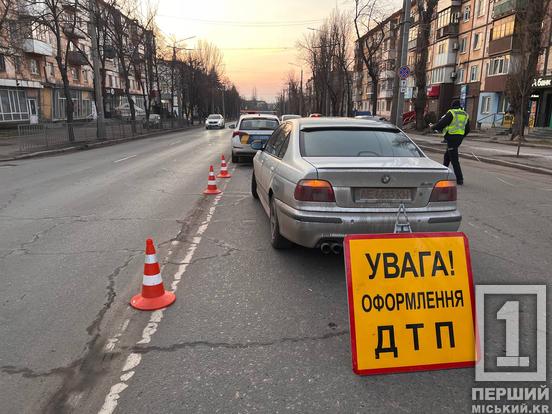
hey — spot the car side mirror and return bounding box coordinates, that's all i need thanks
[228,123,236,129]
[250,140,265,151]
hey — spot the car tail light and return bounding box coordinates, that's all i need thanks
[429,180,457,202]
[232,131,240,138]
[294,180,336,202]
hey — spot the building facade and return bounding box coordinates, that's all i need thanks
[0,1,149,126]
[352,0,552,129]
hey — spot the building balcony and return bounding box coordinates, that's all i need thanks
[488,36,514,55]
[22,38,53,56]
[103,45,117,59]
[379,90,394,99]
[380,70,395,79]
[485,74,508,92]
[67,50,87,66]
[408,39,417,50]
[492,0,526,19]
[436,24,459,40]
[62,23,86,39]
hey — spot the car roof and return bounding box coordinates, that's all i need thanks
[239,113,280,121]
[291,117,397,130]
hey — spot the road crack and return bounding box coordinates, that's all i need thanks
[132,330,349,354]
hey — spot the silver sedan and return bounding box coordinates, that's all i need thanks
[250,118,461,251]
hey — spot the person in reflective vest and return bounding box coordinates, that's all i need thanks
[430,100,470,185]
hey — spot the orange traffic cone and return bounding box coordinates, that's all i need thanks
[130,239,176,311]
[203,165,222,195]
[217,155,232,178]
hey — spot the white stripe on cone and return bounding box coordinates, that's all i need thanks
[142,273,163,286]
[145,254,157,264]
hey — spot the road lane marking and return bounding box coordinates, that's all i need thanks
[98,166,234,414]
[113,155,137,163]
[471,152,481,162]
[495,176,515,186]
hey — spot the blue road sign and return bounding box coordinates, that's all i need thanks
[398,66,410,79]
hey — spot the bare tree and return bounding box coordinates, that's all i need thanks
[506,0,552,151]
[413,0,438,130]
[25,0,89,141]
[353,0,386,115]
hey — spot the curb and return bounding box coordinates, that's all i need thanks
[0,125,201,162]
[418,144,552,177]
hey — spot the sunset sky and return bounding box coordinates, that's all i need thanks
[150,0,402,102]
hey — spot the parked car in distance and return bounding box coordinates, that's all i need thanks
[114,103,146,120]
[231,113,280,163]
[250,118,461,251]
[205,114,225,129]
[309,113,322,118]
[281,114,301,122]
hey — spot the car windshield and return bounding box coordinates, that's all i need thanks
[240,118,279,130]
[300,128,422,157]
[208,115,222,119]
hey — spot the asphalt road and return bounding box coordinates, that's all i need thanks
[1,128,551,413]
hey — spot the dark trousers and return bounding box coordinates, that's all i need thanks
[443,134,464,183]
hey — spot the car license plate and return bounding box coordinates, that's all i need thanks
[355,188,412,202]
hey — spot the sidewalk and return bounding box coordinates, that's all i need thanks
[0,122,197,161]
[409,132,552,176]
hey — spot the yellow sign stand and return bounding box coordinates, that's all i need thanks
[344,232,477,375]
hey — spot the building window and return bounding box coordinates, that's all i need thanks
[82,69,88,83]
[457,68,465,84]
[437,41,446,55]
[498,95,510,113]
[71,67,79,81]
[0,55,5,72]
[47,62,55,76]
[53,89,92,120]
[0,89,29,121]
[481,96,491,114]
[30,59,39,75]
[432,67,446,84]
[459,37,467,53]
[14,56,21,73]
[473,33,481,50]
[491,16,515,41]
[488,56,510,76]
[437,9,452,29]
[475,0,485,17]
[463,5,471,21]
[470,65,479,82]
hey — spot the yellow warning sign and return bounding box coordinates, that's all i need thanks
[344,232,477,375]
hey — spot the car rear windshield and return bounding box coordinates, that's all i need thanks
[240,118,279,131]
[300,128,422,157]
[208,114,222,119]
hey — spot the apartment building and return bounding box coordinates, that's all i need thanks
[353,10,401,118]
[353,0,552,129]
[0,1,148,125]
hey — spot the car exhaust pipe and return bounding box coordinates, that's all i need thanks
[330,243,342,255]
[320,243,331,255]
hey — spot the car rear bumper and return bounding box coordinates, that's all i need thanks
[275,199,462,248]
[232,146,256,156]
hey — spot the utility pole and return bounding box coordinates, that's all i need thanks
[395,0,411,128]
[88,0,105,139]
[221,88,225,118]
[171,44,176,118]
[300,68,303,116]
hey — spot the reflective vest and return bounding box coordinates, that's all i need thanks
[443,108,468,136]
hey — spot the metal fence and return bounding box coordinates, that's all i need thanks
[16,118,190,154]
